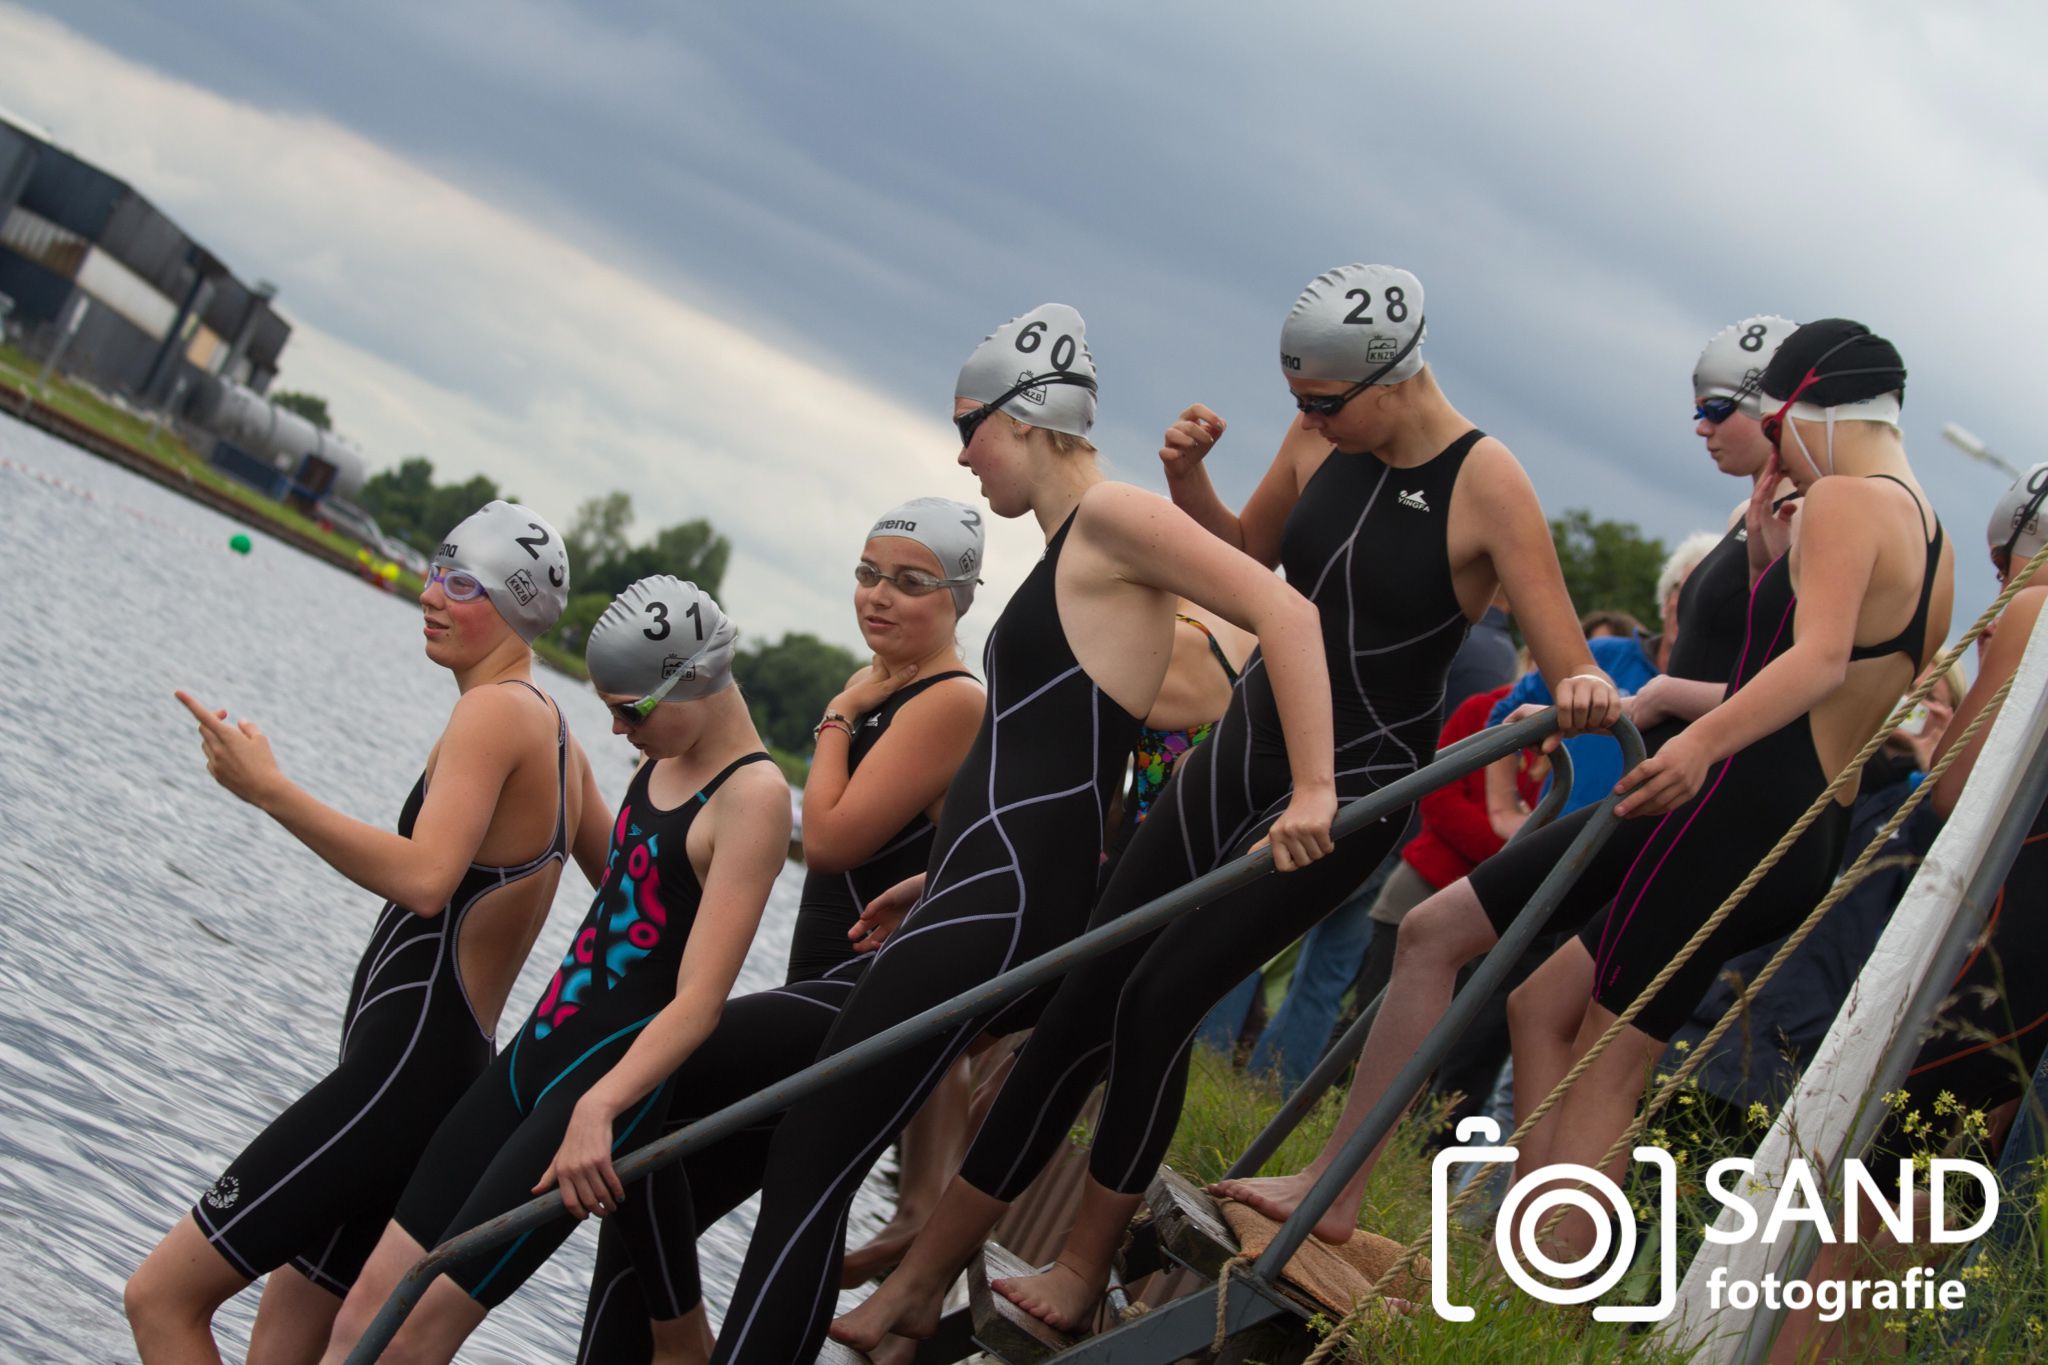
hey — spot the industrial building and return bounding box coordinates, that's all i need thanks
[0,106,368,508]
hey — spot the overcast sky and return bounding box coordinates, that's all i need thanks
[3,2,2040,655]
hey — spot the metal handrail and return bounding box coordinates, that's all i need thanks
[346,708,1619,1362]
[1225,743,1576,1181]
[1054,718,1643,1364]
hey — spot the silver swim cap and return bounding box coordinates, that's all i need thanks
[1990,463,2048,567]
[432,500,570,642]
[866,497,987,618]
[586,576,738,706]
[1693,315,1797,417]
[1280,264,1427,384]
[955,303,1098,437]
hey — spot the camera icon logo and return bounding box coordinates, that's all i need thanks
[1430,1117,1677,1322]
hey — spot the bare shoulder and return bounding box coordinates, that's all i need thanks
[1074,479,1178,553]
[714,757,792,834]
[1453,434,1537,516]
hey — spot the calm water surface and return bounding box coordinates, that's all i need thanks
[0,415,893,1362]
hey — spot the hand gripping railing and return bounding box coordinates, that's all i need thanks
[346,708,1635,1363]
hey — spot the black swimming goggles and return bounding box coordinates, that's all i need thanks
[1292,317,1427,418]
[955,372,1099,449]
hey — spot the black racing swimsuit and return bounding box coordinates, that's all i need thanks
[955,432,1486,1209]
[391,749,773,1307]
[1475,518,1763,929]
[190,681,566,1294]
[784,670,978,984]
[574,670,980,1360]
[707,509,1140,1364]
[1473,478,1943,1040]
[1877,796,2048,1158]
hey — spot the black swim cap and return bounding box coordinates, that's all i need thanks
[1758,318,1906,408]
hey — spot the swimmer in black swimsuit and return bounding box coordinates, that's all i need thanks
[1210,315,1809,1241]
[126,502,598,1365]
[1777,463,2048,1362]
[1509,319,1952,1271]
[574,501,987,1365]
[834,265,1620,1344]
[320,577,789,1365]
[708,302,1340,1364]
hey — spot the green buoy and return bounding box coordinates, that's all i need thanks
[229,533,253,555]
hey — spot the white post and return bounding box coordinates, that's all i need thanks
[1657,613,2048,1362]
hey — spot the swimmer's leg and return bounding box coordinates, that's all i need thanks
[1503,935,1599,1174]
[320,1223,482,1365]
[1211,878,1500,1242]
[247,1265,342,1365]
[126,1217,249,1365]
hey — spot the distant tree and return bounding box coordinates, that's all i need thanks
[568,492,635,580]
[1549,508,1666,631]
[735,632,861,754]
[271,390,332,431]
[357,456,503,553]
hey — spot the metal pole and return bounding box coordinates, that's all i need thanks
[1225,744,1578,1179]
[1248,722,1643,1281]
[1729,727,2048,1365]
[344,709,1576,1362]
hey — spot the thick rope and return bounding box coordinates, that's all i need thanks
[1214,1251,1257,1351]
[1296,542,2048,1360]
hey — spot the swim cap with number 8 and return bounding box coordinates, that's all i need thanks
[955,303,1098,437]
[586,576,738,702]
[1280,264,1426,384]
[1693,315,1797,417]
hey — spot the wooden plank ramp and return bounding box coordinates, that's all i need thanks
[967,1243,1080,1364]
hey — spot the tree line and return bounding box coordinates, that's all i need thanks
[354,449,1671,766]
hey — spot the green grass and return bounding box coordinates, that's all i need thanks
[1162,1046,2048,1363]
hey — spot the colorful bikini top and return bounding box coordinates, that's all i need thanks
[1128,615,1240,824]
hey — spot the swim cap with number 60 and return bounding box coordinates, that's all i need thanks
[955,303,1098,437]
[432,500,570,642]
[586,576,738,701]
[1280,264,1427,384]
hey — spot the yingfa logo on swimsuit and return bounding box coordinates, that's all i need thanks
[1398,489,1430,512]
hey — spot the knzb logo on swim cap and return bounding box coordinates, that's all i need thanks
[1012,371,1047,405]
[660,653,692,681]
[505,570,539,606]
[1366,336,1400,364]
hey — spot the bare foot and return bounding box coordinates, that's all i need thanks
[831,1274,944,1352]
[1207,1173,1359,1244]
[868,1332,920,1365]
[992,1259,1105,1334]
[841,1214,924,1287]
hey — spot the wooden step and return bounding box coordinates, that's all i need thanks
[815,1340,873,1365]
[967,1243,1082,1364]
[1142,1167,1321,1365]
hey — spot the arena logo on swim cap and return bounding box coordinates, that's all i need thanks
[875,518,918,532]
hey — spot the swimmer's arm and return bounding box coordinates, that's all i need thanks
[1631,675,1725,726]
[537,769,790,1217]
[1466,444,1617,736]
[1082,482,1336,870]
[1931,587,2046,819]
[802,682,983,874]
[1161,410,1320,567]
[177,685,522,916]
[569,741,613,890]
[1619,482,1879,816]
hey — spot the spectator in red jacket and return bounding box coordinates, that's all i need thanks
[1352,683,1541,1009]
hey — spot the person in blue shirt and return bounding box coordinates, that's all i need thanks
[1484,614,1661,821]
